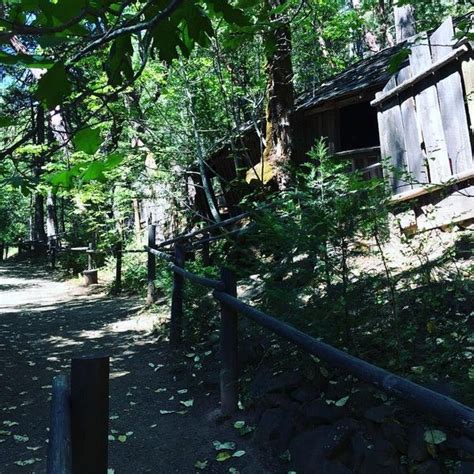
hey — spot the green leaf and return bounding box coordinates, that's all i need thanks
[216,452,232,462]
[424,429,447,445]
[194,460,208,469]
[105,152,123,169]
[36,62,71,108]
[208,0,250,26]
[213,440,236,451]
[105,35,134,86]
[388,48,410,74]
[233,421,245,429]
[232,450,246,457]
[117,435,127,442]
[73,127,102,155]
[180,399,194,408]
[335,395,349,407]
[81,161,106,182]
[0,52,54,69]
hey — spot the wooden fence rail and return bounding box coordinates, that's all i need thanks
[143,225,474,439]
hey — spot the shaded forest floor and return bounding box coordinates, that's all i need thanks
[0,261,272,473]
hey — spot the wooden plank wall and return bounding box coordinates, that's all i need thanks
[374,17,473,194]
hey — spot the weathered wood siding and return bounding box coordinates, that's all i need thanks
[373,17,473,194]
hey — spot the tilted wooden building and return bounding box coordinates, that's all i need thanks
[192,15,473,233]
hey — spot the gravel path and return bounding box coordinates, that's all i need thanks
[0,261,270,473]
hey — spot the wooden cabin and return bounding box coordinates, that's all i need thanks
[193,16,473,233]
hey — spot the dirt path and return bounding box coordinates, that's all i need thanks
[0,261,270,474]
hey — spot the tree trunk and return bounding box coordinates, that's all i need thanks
[263,0,295,190]
[132,198,142,239]
[33,106,47,244]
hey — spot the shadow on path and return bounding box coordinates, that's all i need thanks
[0,262,270,473]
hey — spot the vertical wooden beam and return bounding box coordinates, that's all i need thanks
[219,268,238,415]
[70,356,109,474]
[430,18,472,174]
[409,33,451,182]
[146,225,156,305]
[50,237,57,270]
[376,77,412,193]
[87,242,93,270]
[115,241,122,294]
[396,66,427,186]
[170,244,185,348]
[394,4,416,43]
[47,374,72,474]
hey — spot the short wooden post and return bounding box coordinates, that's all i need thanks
[49,237,57,270]
[146,225,156,304]
[170,244,185,348]
[114,241,122,294]
[219,268,238,415]
[47,374,72,474]
[87,242,93,270]
[70,355,109,474]
[202,232,210,266]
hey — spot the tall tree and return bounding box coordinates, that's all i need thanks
[262,0,295,190]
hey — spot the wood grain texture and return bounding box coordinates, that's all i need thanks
[396,66,427,186]
[409,33,451,182]
[430,18,472,173]
[376,77,412,193]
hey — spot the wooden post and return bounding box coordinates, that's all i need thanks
[87,242,93,270]
[47,374,72,474]
[70,356,109,474]
[219,268,238,415]
[146,225,156,304]
[115,241,122,294]
[170,244,185,348]
[49,237,57,270]
[202,232,210,266]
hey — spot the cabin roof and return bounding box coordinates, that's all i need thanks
[295,43,406,112]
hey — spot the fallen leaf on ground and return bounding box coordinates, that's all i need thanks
[216,452,232,462]
[195,460,208,469]
[14,458,40,466]
[3,421,18,427]
[213,441,236,451]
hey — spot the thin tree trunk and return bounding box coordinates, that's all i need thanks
[132,198,142,239]
[183,85,222,223]
[33,105,47,244]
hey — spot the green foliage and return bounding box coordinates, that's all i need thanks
[36,62,71,109]
[241,140,388,343]
[73,127,102,156]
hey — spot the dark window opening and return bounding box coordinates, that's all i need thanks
[339,101,379,151]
